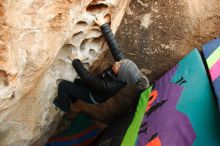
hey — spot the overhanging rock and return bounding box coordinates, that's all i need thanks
[0,0,130,145]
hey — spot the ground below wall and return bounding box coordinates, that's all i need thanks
[68,0,220,126]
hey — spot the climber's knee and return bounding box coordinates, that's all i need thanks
[58,80,69,90]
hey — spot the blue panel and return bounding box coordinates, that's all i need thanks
[202,37,220,59]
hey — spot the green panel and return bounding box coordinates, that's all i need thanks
[120,86,152,146]
[207,46,220,68]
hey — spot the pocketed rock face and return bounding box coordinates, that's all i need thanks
[0,0,129,145]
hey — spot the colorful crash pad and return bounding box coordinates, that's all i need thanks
[202,37,220,111]
[46,114,101,146]
[121,49,220,146]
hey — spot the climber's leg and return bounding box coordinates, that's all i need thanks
[53,80,72,112]
[53,80,93,112]
[58,80,78,103]
[62,79,93,103]
[53,92,70,113]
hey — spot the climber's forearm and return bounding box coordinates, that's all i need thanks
[100,23,125,61]
[72,59,103,87]
[72,59,91,80]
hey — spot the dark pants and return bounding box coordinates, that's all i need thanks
[53,79,94,112]
[58,79,93,104]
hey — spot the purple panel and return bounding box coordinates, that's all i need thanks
[137,65,196,146]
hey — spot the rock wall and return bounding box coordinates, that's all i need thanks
[0,0,130,145]
[115,0,220,82]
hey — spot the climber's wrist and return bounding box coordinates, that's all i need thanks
[100,23,112,35]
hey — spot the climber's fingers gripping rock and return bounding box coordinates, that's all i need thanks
[68,52,87,62]
[68,52,76,61]
[95,13,111,26]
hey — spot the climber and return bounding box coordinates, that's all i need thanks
[53,15,149,112]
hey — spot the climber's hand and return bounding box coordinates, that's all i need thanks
[95,14,110,26]
[68,52,76,61]
[68,52,86,61]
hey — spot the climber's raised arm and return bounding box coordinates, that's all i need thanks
[95,15,125,61]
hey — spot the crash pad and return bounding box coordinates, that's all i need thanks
[121,49,220,146]
[46,114,101,146]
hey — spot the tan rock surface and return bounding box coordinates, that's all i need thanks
[0,0,130,145]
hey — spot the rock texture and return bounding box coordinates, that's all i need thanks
[116,0,220,82]
[1,0,220,145]
[0,0,129,145]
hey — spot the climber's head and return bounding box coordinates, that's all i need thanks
[112,59,149,90]
[116,59,141,85]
